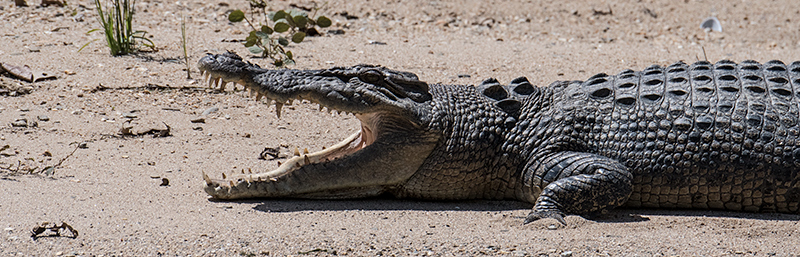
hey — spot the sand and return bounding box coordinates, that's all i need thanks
[1,0,799,255]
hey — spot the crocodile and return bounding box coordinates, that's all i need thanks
[198,51,800,224]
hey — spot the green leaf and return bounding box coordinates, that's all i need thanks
[244,36,257,47]
[316,16,332,28]
[293,15,308,28]
[246,32,259,46]
[261,25,273,34]
[271,10,286,21]
[274,59,284,67]
[286,51,293,59]
[277,37,289,46]
[247,45,264,54]
[274,22,290,33]
[291,32,306,43]
[228,10,245,22]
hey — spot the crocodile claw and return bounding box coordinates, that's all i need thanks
[524,210,567,226]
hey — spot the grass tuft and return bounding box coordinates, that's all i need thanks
[80,0,156,55]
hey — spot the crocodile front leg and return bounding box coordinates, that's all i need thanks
[522,151,633,225]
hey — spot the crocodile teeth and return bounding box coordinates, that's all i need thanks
[229,181,235,187]
[304,155,310,165]
[293,147,301,156]
[275,103,284,118]
[303,148,309,154]
[207,76,217,88]
[212,77,222,89]
[202,172,212,185]
[222,173,227,179]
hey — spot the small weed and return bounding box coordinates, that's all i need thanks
[181,15,191,79]
[79,0,156,55]
[228,0,332,67]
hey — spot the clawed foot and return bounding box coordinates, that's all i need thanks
[524,210,566,226]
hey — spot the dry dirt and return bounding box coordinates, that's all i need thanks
[2,0,800,256]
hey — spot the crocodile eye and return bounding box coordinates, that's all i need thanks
[359,70,383,83]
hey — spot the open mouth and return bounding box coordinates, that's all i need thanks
[199,70,380,184]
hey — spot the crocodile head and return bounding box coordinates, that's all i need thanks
[198,52,439,199]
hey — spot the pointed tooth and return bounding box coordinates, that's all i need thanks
[229,181,235,187]
[213,77,222,89]
[241,169,245,174]
[322,146,326,150]
[277,161,282,166]
[256,177,263,182]
[275,103,283,118]
[202,172,212,185]
[294,147,300,156]
[295,162,301,168]
[222,173,227,179]
[304,155,310,165]
[248,168,253,174]
[256,93,263,101]
[303,148,309,154]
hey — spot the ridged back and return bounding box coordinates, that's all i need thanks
[554,60,800,211]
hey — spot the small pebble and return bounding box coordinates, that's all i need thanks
[78,142,88,149]
[37,115,49,121]
[71,109,83,115]
[123,113,137,119]
[561,251,573,257]
[19,108,30,112]
[202,107,219,116]
[547,224,558,230]
[11,119,27,127]
[190,117,205,123]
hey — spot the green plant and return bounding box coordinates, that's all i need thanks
[80,0,155,55]
[181,16,191,79]
[228,0,332,67]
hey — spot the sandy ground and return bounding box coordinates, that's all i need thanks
[1,0,800,255]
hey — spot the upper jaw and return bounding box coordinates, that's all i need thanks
[198,53,431,120]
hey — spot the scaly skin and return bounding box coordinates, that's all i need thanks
[198,52,800,224]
